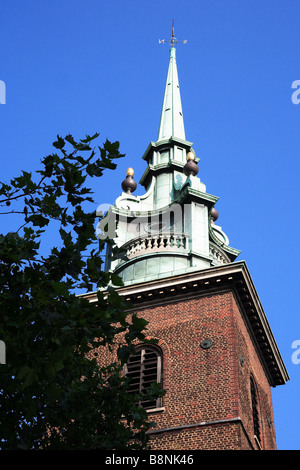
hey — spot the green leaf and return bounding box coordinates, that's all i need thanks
[80,133,100,144]
[131,313,148,332]
[53,135,65,149]
[27,213,49,227]
[107,289,122,307]
[17,365,32,381]
[110,272,124,287]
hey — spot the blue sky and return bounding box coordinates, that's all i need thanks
[1,0,299,450]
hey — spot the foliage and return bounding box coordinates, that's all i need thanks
[0,134,164,449]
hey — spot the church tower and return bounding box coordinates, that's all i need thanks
[95,25,289,450]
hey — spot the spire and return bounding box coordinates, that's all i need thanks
[103,22,241,286]
[157,21,186,141]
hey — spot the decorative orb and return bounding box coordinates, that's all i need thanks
[211,207,219,222]
[183,159,199,176]
[121,168,137,194]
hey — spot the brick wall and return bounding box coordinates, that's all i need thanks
[230,293,277,449]
[149,421,252,450]
[93,287,277,450]
[130,289,277,450]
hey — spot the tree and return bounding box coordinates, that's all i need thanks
[0,134,163,450]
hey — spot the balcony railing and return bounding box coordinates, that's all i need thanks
[209,242,231,265]
[122,233,189,260]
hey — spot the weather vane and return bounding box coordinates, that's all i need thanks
[159,19,187,47]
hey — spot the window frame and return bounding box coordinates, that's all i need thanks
[250,376,261,446]
[124,344,163,411]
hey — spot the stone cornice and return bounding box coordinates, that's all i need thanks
[176,186,219,208]
[141,137,194,161]
[139,160,185,186]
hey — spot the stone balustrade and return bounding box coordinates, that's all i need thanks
[123,233,189,260]
[209,242,231,265]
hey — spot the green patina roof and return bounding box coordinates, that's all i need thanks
[101,36,240,284]
[157,46,185,142]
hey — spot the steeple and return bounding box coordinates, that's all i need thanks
[91,25,289,453]
[157,20,186,141]
[157,48,185,140]
[101,23,240,284]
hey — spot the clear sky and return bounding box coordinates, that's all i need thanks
[0,0,299,450]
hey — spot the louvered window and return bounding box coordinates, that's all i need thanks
[125,346,162,410]
[251,377,261,444]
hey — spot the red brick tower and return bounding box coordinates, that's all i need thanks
[91,25,289,450]
[113,263,289,450]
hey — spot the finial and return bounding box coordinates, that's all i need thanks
[121,168,137,194]
[159,19,187,48]
[171,18,175,42]
[186,151,195,161]
[184,150,199,176]
[211,207,219,223]
[126,167,134,176]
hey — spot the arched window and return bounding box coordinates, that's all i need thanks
[125,345,162,410]
[250,377,261,444]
